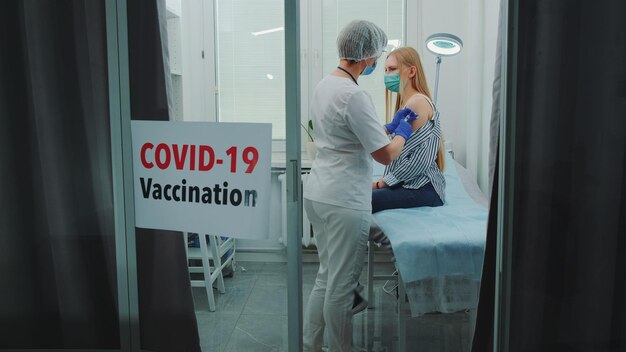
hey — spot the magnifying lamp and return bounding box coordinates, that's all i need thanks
[425,33,463,105]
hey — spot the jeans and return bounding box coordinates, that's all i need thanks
[372,182,443,213]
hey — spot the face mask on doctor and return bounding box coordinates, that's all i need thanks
[361,59,377,75]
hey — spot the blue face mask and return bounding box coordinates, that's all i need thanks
[384,73,401,92]
[361,60,377,75]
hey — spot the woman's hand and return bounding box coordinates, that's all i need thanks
[372,178,387,190]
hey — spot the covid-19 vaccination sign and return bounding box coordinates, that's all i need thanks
[131,121,271,239]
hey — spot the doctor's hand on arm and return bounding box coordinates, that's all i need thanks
[384,108,417,134]
[371,117,416,165]
[404,95,433,131]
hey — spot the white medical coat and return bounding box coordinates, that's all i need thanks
[303,75,390,211]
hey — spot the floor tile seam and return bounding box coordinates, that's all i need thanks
[206,275,259,316]
[225,313,287,352]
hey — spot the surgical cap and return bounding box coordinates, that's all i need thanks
[337,20,387,62]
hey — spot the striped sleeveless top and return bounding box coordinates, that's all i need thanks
[382,94,446,203]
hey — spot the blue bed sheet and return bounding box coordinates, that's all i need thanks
[372,153,488,287]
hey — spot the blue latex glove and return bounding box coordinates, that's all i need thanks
[394,115,417,141]
[385,108,417,133]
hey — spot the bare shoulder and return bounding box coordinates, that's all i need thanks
[405,94,434,120]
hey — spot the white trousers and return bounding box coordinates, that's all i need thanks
[303,199,371,352]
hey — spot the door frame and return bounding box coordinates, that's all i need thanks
[105,0,140,350]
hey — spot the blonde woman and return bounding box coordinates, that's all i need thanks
[373,46,446,212]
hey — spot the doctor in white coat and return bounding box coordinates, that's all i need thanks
[302,20,416,352]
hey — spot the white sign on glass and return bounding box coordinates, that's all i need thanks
[131,121,271,239]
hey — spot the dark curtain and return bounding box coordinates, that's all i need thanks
[127,1,201,351]
[472,0,505,349]
[0,0,200,350]
[0,0,119,348]
[474,0,626,351]
[471,146,498,352]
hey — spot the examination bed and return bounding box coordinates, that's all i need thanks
[368,152,488,351]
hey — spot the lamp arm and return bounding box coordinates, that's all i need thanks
[433,55,442,106]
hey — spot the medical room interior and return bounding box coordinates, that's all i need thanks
[1,0,625,351]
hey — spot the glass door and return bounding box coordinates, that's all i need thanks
[155,0,300,350]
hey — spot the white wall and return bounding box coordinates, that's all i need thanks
[408,0,500,193]
[481,0,500,193]
[165,0,181,17]
[180,0,218,122]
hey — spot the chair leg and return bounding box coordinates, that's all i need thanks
[221,238,236,274]
[199,235,216,311]
[209,235,226,294]
[397,271,406,352]
[230,239,237,271]
[367,241,375,307]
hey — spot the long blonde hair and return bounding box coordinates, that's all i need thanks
[385,47,445,171]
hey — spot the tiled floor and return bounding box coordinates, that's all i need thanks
[192,260,471,352]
